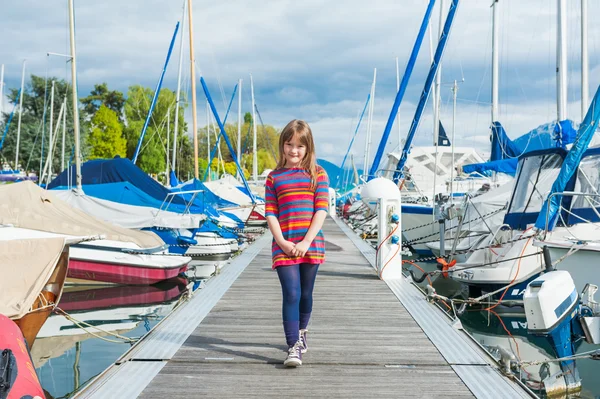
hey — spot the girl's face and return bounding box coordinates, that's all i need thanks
[283,134,306,168]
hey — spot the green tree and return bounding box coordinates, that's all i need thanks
[87,105,126,159]
[123,85,184,175]
[0,75,84,174]
[80,83,125,122]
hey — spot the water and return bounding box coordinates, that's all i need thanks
[33,254,598,398]
[420,274,600,398]
[33,277,194,398]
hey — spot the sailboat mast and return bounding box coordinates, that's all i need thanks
[172,0,187,175]
[557,0,568,121]
[581,0,589,121]
[15,60,26,171]
[491,0,499,123]
[206,101,211,181]
[68,0,82,190]
[395,57,401,148]
[250,74,257,182]
[237,78,242,175]
[48,80,55,180]
[363,68,376,178]
[61,97,66,171]
[166,108,170,184]
[433,0,445,145]
[187,0,199,179]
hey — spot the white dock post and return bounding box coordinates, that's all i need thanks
[361,177,403,280]
[328,187,337,219]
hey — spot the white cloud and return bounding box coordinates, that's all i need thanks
[2,0,600,168]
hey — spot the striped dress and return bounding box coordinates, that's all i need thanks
[265,166,329,269]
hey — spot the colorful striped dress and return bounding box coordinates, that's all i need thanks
[265,166,330,269]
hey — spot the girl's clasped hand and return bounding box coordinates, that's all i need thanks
[279,240,310,257]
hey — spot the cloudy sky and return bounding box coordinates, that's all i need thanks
[2,0,600,168]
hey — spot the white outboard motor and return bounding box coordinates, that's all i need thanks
[524,271,578,333]
[361,178,403,280]
[524,271,581,396]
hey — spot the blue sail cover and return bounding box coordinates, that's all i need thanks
[535,87,600,231]
[48,157,218,215]
[462,158,518,176]
[490,122,522,161]
[171,178,239,209]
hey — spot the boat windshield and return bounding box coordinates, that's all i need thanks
[505,152,564,228]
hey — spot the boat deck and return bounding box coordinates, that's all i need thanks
[75,217,533,398]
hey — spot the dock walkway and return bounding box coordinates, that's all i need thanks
[76,218,533,398]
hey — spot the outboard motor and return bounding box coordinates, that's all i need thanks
[523,271,582,396]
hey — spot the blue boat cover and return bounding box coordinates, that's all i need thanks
[48,157,220,217]
[462,158,518,176]
[171,178,239,209]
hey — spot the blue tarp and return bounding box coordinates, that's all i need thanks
[462,158,518,176]
[48,157,219,217]
[51,181,221,219]
[171,178,239,210]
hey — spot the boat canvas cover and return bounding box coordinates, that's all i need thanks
[48,157,215,213]
[463,180,514,233]
[0,236,65,319]
[201,175,260,208]
[52,189,205,229]
[0,181,163,248]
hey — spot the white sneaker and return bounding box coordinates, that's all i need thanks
[299,329,308,353]
[283,340,303,367]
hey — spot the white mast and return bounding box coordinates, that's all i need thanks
[250,73,257,182]
[61,97,66,171]
[428,24,437,136]
[557,0,568,121]
[237,78,242,175]
[15,60,26,171]
[363,68,376,178]
[450,80,457,197]
[48,80,55,180]
[206,101,211,180]
[166,108,170,184]
[581,0,589,120]
[68,0,82,191]
[433,0,445,145]
[395,57,401,148]
[188,0,199,179]
[491,0,499,123]
[171,0,187,175]
[0,64,4,118]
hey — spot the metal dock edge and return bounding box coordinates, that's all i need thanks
[333,217,535,399]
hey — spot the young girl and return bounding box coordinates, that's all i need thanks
[265,119,329,367]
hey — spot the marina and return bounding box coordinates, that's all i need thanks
[2,1,600,398]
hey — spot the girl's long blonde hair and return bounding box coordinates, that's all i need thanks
[276,119,318,189]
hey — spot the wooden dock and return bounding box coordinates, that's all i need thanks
[76,218,534,398]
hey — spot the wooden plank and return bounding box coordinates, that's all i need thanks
[138,218,474,398]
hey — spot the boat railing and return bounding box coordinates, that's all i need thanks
[159,189,204,216]
[542,191,600,235]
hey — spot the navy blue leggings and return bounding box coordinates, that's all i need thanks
[277,263,319,345]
